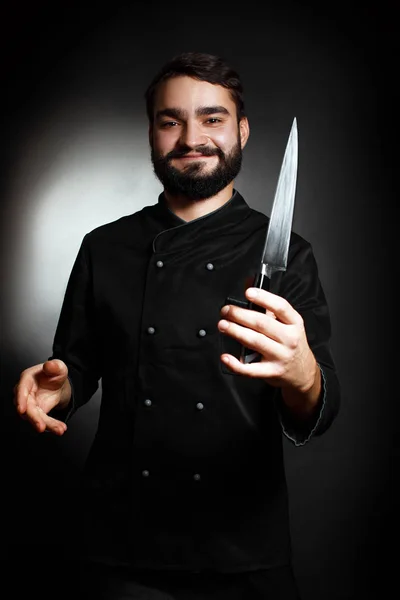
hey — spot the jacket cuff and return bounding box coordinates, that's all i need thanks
[276,363,327,447]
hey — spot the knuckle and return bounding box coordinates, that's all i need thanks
[250,329,261,347]
[282,297,291,311]
[231,306,241,322]
[259,337,269,355]
[287,332,299,350]
[288,338,298,351]
[254,315,265,331]
[279,358,289,375]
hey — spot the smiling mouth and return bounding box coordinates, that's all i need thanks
[175,154,215,160]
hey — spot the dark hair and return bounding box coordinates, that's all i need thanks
[144,51,245,123]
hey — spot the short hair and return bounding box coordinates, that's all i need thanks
[144,51,245,124]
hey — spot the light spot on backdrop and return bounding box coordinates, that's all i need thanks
[6,108,160,349]
[3,106,161,458]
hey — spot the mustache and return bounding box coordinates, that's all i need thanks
[164,145,224,160]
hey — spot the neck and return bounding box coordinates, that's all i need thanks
[164,183,235,222]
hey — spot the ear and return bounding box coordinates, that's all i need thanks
[239,117,250,149]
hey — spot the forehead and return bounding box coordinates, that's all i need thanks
[153,75,236,116]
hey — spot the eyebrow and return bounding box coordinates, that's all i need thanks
[155,105,230,120]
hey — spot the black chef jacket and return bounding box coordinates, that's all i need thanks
[49,190,340,573]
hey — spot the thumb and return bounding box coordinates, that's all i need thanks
[42,359,68,381]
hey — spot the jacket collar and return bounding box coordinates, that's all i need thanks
[149,189,253,254]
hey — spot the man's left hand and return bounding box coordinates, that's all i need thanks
[218,287,318,396]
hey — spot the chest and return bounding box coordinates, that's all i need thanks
[93,229,266,349]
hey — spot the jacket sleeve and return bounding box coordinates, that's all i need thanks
[274,238,341,446]
[48,234,101,423]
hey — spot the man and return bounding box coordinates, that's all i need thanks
[13,52,340,599]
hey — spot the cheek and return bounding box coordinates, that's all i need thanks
[213,133,228,146]
[212,128,239,151]
[153,131,176,154]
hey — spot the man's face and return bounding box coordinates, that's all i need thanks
[149,76,249,200]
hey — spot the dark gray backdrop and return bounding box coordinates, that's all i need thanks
[1,2,396,599]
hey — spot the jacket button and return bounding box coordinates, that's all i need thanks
[196,402,204,411]
[198,329,206,337]
[142,470,150,477]
[147,327,155,335]
[193,473,201,481]
[144,399,152,407]
[206,263,214,270]
[156,260,164,268]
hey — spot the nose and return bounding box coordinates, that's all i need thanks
[179,120,208,148]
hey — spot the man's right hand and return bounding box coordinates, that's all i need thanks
[13,359,71,435]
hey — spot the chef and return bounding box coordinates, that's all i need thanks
[14,51,341,600]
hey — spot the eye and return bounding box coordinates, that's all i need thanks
[206,118,222,124]
[161,121,179,128]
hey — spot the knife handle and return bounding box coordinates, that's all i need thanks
[240,270,283,364]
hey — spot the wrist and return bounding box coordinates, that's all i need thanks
[281,360,321,418]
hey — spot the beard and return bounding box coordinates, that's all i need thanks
[151,136,243,201]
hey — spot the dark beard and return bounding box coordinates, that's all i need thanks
[151,137,243,201]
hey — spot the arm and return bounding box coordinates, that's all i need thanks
[276,239,340,443]
[280,352,321,419]
[48,234,102,423]
[218,239,341,445]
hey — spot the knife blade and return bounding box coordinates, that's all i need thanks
[241,117,298,364]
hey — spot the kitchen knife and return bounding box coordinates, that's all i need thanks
[241,117,298,364]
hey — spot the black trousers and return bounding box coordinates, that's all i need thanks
[75,563,302,600]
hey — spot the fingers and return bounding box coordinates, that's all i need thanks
[220,353,283,381]
[34,406,67,435]
[218,318,283,361]
[13,382,26,415]
[217,289,305,384]
[219,288,304,348]
[13,361,69,435]
[245,288,303,326]
[13,364,43,415]
[219,303,283,343]
[25,400,67,436]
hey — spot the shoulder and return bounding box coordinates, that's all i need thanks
[80,204,157,249]
[85,209,145,240]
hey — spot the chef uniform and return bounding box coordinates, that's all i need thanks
[49,190,340,597]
